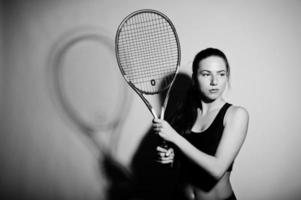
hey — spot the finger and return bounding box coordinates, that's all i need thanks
[157,151,174,159]
[156,157,172,163]
[152,124,162,131]
[156,146,168,152]
[161,154,174,160]
[156,159,171,164]
[158,152,165,157]
[152,122,159,128]
[153,118,161,123]
[158,131,165,138]
[167,148,175,156]
[157,160,171,164]
[157,151,167,157]
[166,152,175,159]
[158,152,174,159]
[153,127,160,131]
[157,158,174,164]
[165,149,172,156]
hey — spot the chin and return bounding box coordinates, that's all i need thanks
[202,93,221,102]
[202,96,217,103]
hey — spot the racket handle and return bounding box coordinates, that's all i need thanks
[159,106,169,147]
[151,108,158,119]
[160,106,165,120]
[160,140,169,148]
[158,108,173,167]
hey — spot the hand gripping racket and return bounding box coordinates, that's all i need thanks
[115,9,181,122]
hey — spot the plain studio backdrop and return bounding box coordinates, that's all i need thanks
[1,0,301,200]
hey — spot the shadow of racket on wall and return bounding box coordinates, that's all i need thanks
[47,27,134,199]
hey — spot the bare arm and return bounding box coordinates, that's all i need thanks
[153,106,249,179]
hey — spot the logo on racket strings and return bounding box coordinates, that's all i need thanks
[151,79,156,86]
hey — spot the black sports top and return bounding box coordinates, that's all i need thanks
[179,103,233,191]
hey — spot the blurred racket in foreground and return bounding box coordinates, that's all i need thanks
[50,28,132,157]
[115,9,181,147]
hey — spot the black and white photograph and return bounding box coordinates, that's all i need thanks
[1,1,301,200]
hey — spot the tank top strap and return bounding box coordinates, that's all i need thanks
[216,103,232,122]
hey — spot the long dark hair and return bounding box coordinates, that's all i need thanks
[168,48,230,135]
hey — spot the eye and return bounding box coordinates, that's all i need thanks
[219,73,226,77]
[201,73,210,77]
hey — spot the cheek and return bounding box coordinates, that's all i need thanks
[197,77,209,86]
[222,77,228,85]
[220,78,228,90]
[197,79,210,92]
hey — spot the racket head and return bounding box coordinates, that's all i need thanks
[115,9,181,95]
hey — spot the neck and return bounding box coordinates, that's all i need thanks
[199,98,225,115]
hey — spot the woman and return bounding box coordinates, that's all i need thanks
[153,48,249,200]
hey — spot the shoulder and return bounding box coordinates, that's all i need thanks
[224,105,249,126]
[222,105,249,139]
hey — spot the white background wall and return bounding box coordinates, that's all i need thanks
[0,1,3,115]
[1,0,301,200]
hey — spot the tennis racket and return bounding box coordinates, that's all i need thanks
[115,9,181,124]
[50,28,132,156]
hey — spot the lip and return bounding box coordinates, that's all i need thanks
[209,89,219,93]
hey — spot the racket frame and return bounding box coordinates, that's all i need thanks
[115,9,181,119]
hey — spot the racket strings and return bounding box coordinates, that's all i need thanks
[119,23,177,67]
[118,45,177,80]
[117,12,179,93]
[119,55,177,79]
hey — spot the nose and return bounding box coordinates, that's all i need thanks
[210,75,218,86]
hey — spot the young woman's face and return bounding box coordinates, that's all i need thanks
[196,56,228,102]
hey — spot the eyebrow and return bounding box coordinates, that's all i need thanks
[200,70,227,73]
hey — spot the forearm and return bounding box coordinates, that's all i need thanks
[173,134,227,179]
[157,107,248,179]
[154,119,233,178]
